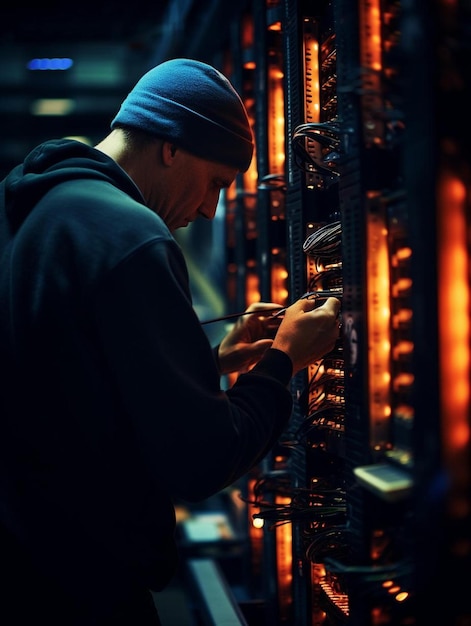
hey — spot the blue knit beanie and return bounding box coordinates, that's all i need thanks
[111,58,254,172]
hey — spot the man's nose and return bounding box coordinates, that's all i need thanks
[200,196,220,220]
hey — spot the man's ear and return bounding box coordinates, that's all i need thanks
[162,141,177,165]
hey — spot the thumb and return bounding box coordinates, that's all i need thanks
[317,296,341,315]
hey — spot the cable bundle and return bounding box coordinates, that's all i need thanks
[303,220,342,259]
[291,121,341,184]
[241,472,346,528]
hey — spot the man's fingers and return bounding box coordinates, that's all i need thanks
[297,296,340,315]
[246,301,284,313]
[320,296,341,315]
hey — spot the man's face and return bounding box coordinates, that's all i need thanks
[150,148,238,232]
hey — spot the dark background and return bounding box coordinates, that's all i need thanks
[0,0,250,179]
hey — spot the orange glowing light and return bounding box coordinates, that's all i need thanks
[392,309,413,329]
[367,208,392,449]
[359,0,384,145]
[392,277,413,296]
[395,591,409,602]
[396,246,412,261]
[366,2,382,71]
[246,271,260,305]
[241,13,254,48]
[395,404,414,419]
[268,73,285,176]
[393,340,414,358]
[393,373,414,391]
[437,172,470,456]
[453,422,469,448]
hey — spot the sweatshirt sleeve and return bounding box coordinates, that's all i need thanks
[93,237,293,502]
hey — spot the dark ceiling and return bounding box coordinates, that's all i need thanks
[0,0,249,178]
[1,1,177,46]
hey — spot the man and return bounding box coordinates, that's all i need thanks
[0,58,340,624]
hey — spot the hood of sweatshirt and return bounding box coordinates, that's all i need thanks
[0,138,144,237]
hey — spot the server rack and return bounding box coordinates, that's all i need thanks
[402,2,471,624]
[195,1,471,625]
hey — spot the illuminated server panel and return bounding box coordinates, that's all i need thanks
[333,0,416,624]
[224,2,294,621]
[401,2,471,624]
[226,2,470,626]
[247,2,349,626]
[255,2,289,309]
[243,4,292,624]
[240,1,416,624]
[226,3,289,313]
[247,0,417,624]
[289,5,349,626]
[225,10,260,315]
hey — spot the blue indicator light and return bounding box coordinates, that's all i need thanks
[27,58,74,70]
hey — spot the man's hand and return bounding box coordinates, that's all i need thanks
[217,302,284,375]
[271,297,341,374]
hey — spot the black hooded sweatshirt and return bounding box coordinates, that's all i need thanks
[0,139,293,623]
